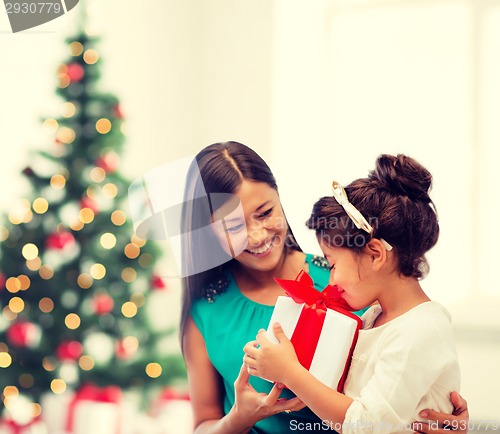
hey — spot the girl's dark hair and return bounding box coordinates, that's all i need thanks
[179,141,301,349]
[306,154,439,279]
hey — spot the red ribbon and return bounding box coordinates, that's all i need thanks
[2,418,40,434]
[65,384,122,433]
[274,270,362,392]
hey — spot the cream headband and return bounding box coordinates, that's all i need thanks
[331,181,393,251]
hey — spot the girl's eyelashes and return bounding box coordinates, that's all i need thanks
[323,255,335,270]
[324,257,335,271]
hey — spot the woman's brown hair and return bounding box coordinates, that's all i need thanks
[179,141,301,349]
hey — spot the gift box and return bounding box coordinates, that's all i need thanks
[150,387,193,434]
[266,270,362,392]
[65,384,122,434]
[41,387,146,434]
[41,384,122,434]
[40,391,74,434]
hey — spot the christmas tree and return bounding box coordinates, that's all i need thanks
[0,26,186,418]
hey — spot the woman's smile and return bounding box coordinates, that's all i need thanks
[244,234,277,257]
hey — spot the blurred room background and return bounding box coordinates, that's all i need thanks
[0,0,498,427]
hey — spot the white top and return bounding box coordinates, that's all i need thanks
[342,301,460,433]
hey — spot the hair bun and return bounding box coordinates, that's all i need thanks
[370,154,432,202]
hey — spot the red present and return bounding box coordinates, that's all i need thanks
[266,270,362,392]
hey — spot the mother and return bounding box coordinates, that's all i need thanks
[180,141,468,433]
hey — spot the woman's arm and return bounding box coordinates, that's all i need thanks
[184,317,304,434]
[413,392,470,433]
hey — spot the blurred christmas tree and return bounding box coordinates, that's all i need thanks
[0,23,186,417]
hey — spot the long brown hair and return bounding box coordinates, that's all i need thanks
[179,142,301,349]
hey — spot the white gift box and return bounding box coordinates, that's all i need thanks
[40,391,74,434]
[266,275,362,392]
[155,400,193,434]
[71,401,120,434]
[41,386,138,434]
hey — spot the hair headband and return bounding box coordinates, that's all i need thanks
[331,181,393,251]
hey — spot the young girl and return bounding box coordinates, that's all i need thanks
[243,153,461,433]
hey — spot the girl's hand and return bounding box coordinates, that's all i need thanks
[232,362,305,426]
[412,392,469,433]
[243,323,301,385]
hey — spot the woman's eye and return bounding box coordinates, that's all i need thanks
[226,224,244,233]
[258,208,273,218]
[330,264,335,271]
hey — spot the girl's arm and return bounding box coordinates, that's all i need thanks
[244,322,460,434]
[244,323,353,428]
[184,317,304,434]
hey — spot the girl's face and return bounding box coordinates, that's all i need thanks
[319,240,377,310]
[211,180,288,272]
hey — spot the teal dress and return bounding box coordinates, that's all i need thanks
[191,253,366,434]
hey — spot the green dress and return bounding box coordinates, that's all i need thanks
[191,253,366,433]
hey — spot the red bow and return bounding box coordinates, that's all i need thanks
[275,270,354,312]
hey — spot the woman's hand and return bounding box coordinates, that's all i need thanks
[412,392,469,433]
[185,317,302,434]
[243,323,301,385]
[232,362,305,425]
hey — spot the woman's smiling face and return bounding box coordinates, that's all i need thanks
[211,180,289,272]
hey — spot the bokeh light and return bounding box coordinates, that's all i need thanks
[65,313,81,330]
[121,268,137,283]
[79,355,95,371]
[77,273,93,289]
[0,353,12,368]
[79,208,95,224]
[69,41,84,56]
[62,102,77,118]
[6,277,21,293]
[33,198,49,214]
[43,118,59,133]
[90,167,106,183]
[26,257,42,271]
[50,379,66,394]
[145,362,162,378]
[22,243,38,260]
[90,263,106,280]
[111,210,126,226]
[39,265,55,280]
[39,298,54,313]
[102,183,118,198]
[124,243,140,259]
[83,49,99,65]
[50,174,66,190]
[9,297,25,314]
[96,118,111,134]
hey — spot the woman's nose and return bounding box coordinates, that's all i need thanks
[246,225,268,247]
